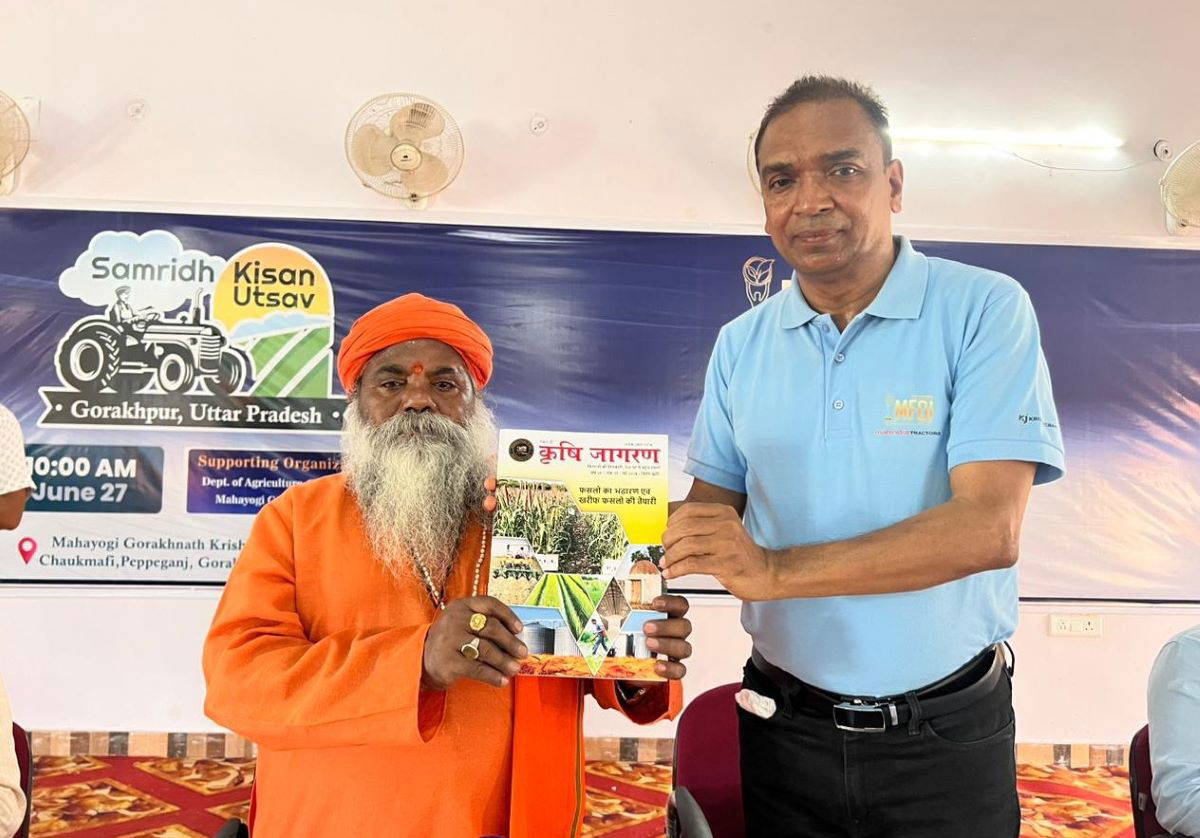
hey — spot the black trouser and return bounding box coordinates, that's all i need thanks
[738,655,1019,837]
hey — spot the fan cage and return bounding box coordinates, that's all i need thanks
[0,94,31,180]
[344,93,464,200]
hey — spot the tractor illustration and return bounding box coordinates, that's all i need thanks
[56,289,252,396]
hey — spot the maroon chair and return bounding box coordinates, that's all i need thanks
[668,682,745,838]
[1130,724,1170,838]
[11,722,32,838]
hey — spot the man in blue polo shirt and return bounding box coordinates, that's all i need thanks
[663,76,1064,836]
[1148,624,1200,838]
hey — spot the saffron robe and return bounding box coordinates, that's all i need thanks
[203,474,681,837]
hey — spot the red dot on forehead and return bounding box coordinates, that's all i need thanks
[411,363,425,374]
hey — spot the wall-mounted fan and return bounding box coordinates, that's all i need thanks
[1160,141,1200,236]
[0,92,31,195]
[746,129,761,194]
[345,93,463,208]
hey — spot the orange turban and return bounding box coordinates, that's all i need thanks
[336,293,494,393]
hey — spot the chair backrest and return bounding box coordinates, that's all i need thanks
[672,682,744,838]
[1129,724,1168,838]
[11,722,32,838]
[213,819,249,838]
[668,787,714,838]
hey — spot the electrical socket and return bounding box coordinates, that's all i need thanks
[1049,614,1103,637]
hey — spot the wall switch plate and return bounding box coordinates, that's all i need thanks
[1049,614,1103,637]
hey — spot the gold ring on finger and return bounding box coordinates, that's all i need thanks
[469,612,487,633]
[460,637,481,660]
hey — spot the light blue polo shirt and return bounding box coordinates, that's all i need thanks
[1148,625,1200,837]
[686,236,1065,696]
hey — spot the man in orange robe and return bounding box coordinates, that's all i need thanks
[203,293,690,837]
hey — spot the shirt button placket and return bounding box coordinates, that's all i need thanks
[827,323,851,437]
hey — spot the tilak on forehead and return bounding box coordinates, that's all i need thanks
[335,293,494,394]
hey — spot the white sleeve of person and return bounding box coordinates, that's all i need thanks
[0,405,34,494]
[1148,629,1200,837]
[0,675,25,838]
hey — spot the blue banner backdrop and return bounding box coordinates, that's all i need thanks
[0,208,1197,600]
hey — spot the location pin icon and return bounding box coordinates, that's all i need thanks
[18,538,36,564]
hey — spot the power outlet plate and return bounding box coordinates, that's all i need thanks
[1049,614,1103,637]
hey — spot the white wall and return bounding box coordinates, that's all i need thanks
[2,0,1200,745]
[2,587,1195,744]
[588,598,1200,743]
[3,0,1200,244]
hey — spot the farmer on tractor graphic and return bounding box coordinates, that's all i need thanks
[105,285,160,333]
[57,287,252,396]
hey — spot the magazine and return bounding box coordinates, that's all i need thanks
[489,430,669,680]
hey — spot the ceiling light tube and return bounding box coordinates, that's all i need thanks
[889,127,1124,149]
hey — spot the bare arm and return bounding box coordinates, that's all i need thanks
[662,460,1035,601]
[0,488,29,531]
[669,478,747,518]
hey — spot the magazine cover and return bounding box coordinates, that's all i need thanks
[490,430,668,680]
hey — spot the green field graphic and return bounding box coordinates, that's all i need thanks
[241,325,333,397]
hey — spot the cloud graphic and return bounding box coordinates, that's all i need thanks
[230,312,331,342]
[58,230,227,313]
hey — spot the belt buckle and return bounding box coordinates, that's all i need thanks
[832,699,892,733]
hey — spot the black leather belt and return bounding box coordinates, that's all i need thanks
[749,644,1007,733]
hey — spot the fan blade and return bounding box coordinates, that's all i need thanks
[400,152,450,196]
[390,102,445,142]
[350,124,397,178]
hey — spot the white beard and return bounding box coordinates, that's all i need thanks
[340,400,496,589]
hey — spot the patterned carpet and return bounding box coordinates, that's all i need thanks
[583,762,673,837]
[30,755,252,837]
[1017,764,1135,838]
[29,756,1136,837]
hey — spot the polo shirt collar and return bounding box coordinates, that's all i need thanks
[864,237,928,320]
[779,236,929,329]
[779,276,820,329]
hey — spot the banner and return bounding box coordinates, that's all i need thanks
[1,208,1198,601]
